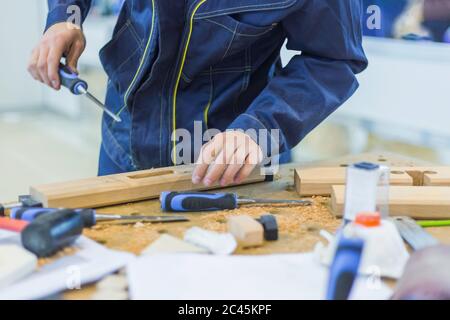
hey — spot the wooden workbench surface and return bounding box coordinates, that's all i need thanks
[63,152,450,299]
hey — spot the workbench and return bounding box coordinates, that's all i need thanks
[60,152,450,299]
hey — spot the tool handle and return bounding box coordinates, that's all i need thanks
[326,235,364,300]
[59,63,87,95]
[10,207,96,228]
[0,217,29,232]
[21,209,84,257]
[160,192,238,212]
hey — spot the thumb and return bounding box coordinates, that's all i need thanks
[65,41,84,74]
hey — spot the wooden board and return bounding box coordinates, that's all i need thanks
[30,165,267,209]
[294,166,450,196]
[294,167,412,196]
[331,185,450,219]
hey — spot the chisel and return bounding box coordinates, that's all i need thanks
[10,207,189,225]
[0,209,85,257]
[160,191,312,212]
[59,63,121,122]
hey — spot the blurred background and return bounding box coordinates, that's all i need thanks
[0,0,449,202]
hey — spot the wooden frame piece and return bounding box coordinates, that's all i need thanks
[294,166,450,196]
[30,165,267,209]
[331,185,450,219]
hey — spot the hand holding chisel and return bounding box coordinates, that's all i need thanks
[160,191,311,212]
[58,63,121,122]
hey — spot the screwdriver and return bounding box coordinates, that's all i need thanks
[0,195,42,217]
[58,63,121,122]
[0,209,85,257]
[10,207,189,225]
[160,191,312,212]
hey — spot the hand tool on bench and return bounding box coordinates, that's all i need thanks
[417,219,450,228]
[0,209,86,257]
[59,63,121,122]
[10,207,189,225]
[0,195,42,217]
[160,191,311,212]
[326,234,364,300]
[391,216,440,251]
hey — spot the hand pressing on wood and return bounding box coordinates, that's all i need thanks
[192,131,264,187]
[28,22,86,90]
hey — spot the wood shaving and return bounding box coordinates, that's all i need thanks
[83,196,340,255]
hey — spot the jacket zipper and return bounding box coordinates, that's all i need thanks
[117,0,157,116]
[171,0,207,164]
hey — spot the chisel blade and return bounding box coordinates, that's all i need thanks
[391,216,439,251]
[95,214,189,223]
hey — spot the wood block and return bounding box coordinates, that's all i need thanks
[331,185,450,219]
[391,167,450,186]
[294,167,412,196]
[30,164,266,209]
[227,215,264,248]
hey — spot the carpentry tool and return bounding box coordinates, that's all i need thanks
[0,210,85,257]
[30,164,267,209]
[10,207,189,225]
[326,235,364,300]
[227,215,264,248]
[58,63,121,122]
[160,191,311,212]
[21,209,85,257]
[256,214,278,241]
[0,195,42,217]
[391,216,439,251]
[0,217,29,233]
[417,220,450,228]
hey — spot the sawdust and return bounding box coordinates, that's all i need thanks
[83,196,340,255]
[37,246,79,267]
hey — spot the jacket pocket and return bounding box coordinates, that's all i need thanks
[99,19,143,96]
[182,13,277,84]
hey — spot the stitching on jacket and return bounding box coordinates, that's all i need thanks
[195,0,297,19]
[221,22,238,60]
[204,18,275,37]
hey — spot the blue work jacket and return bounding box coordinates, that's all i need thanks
[47,0,368,173]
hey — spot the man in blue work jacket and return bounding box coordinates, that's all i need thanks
[28,0,367,187]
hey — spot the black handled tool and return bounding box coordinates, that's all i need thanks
[160,191,312,212]
[10,207,189,224]
[21,209,85,257]
[59,63,121,122]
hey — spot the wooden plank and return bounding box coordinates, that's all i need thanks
[295,166,450,196]
[294,167,413,196]
[30,165,267,209]
[331,185,450,219]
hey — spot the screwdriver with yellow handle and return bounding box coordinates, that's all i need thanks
[58,63,121,122]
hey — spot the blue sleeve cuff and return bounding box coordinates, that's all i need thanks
[45,5,73,32]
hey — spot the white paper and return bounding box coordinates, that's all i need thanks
[0,230,134,300]
[128,253,392,300]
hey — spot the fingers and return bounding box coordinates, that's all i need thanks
[234,150,260,184]
[27,48,41,82]
[192,138,223,184]
[37,45,51,87]
[201,133,242,186]
[27,22,86,89]
[66,40,85,74]
[220,146,248,186]
[47,44,65,89]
